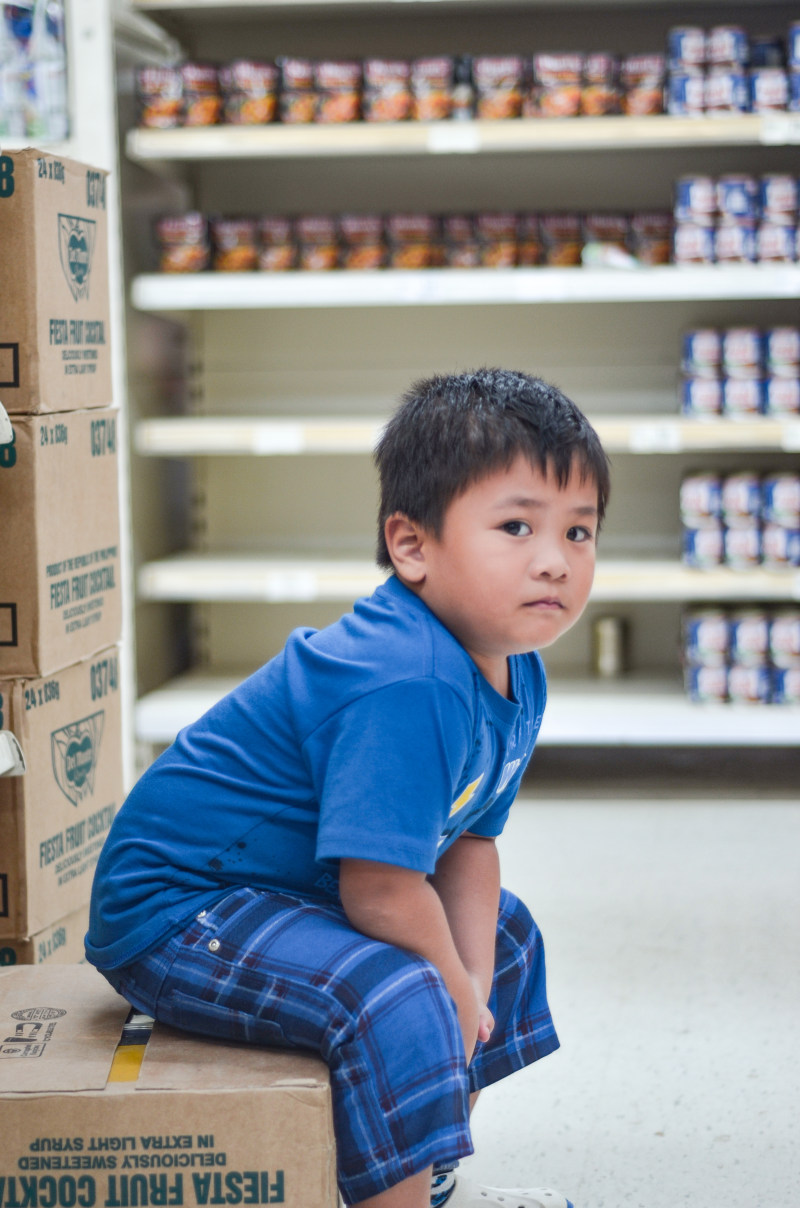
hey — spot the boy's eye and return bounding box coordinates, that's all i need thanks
[501,520,532,537]
[567,525,595,543]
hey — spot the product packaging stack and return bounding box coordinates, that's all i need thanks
[0,149,123,967]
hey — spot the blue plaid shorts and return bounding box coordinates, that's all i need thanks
[101,885,558,1205]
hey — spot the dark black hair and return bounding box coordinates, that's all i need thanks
[375,367,611,569]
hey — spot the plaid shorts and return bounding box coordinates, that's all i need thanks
[101,885,559,1205]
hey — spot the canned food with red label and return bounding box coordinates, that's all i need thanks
[705,68,750,113]
[759,175,798,221]
[673,222,715,264]
[750,66,789,111]
[714,222,757,264]
[707,26,749,66]
[756,223,796,263]
[680,472,723,523]
[668,27,706,68]
[137,66,182,129]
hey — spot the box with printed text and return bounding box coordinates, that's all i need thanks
[0,966,338,1208]
[0,407,121,677]
[0,148,111,415]
[0,648,123,938]
[0,902,90,969]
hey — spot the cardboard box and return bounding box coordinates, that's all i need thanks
[0,407,121,676]
[0,966,338,1208]
[0,902,89,968]
[0,148,112,414]
[0,648,123,938]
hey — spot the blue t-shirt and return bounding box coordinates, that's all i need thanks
[85,576,546,970]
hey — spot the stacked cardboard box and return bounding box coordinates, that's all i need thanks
[0,149,123,966]
[0,966,339,1207]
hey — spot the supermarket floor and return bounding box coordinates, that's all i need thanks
[462,750,800,1208]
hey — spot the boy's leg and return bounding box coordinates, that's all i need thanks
[100,886,473,1206]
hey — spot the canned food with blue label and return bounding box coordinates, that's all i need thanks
[723,522,762,570]
[759,175,798,220]
[722,377,764,416]
[728,663,772,704]
[762,523,800,568]
[667,69,706,115]
[717,175,760,220]
[682,328,721,376]
[683,521,725,568]
[708,26,749,66]
[729,609,770,666]
[673,222,715,264]
[764,377,800,415]
[683,608,729,665]
[790,22,800,68]
[750,66,789,111]
[769,610,800,667]
[685,663,728,703]
[764,327,800,373]
[680,472,723,522]
[722,472,762,522]
[772,667,800,704]
[668,27,707,68]
[682,376,723,416]
[705,68,750,112]
[756,222,796,263]
[674,175,717,222]
[714,221,757,264]
[762,473,800,525]
[722,327,763,377]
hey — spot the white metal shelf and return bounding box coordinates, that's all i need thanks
[129,0,784,13]
[135,413,800,457]
[138,553,800,603]
[125,114,800,164]
[131,265,800,312]
[134,670,800,748]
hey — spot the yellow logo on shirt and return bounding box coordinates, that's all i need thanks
[449,774,484,817]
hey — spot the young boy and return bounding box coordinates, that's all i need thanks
[86,368,610,1208]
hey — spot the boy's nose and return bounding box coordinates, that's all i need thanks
[531,541,569,579]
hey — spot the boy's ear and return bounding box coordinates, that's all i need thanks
[383,512,428,584]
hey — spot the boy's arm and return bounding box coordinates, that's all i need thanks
[339,858,484,1058]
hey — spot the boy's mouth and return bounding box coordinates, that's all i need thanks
[526,597,564,609]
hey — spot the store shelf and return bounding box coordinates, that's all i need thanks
[131,265,800,312]
[135,413,800,457]
[129,0,784,13]
[125,114,800,164]
[138,553,800,603]
[134,669,800,748]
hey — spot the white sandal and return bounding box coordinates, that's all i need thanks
[443,1174,574,1208]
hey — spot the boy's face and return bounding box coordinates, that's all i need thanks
[394,454,598,695]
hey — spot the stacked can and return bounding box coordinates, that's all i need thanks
[682,606,800,703]
[681,470,800,569]
[673,173,799,265]
[681,325,800,417]
[666,22,798,114]
[792,23,800,110]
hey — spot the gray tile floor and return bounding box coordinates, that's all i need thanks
[463,789,800,1208]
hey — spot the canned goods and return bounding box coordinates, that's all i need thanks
[137,66,183,129]
[722,472,762,522]
[750,66,789,112]
[729,609,770,666]
[764,376,800,415]
[769,610,800,667]
[722,377,764,416]
[683,521,725,568]
[682,328,721,377]
[762,473,800,525]
[762,523,800,568]
[723,522,762,570]
[765,326,800,372]
[790,22,800,68]
[682,376,723,416]
[209,217,259,272]
[592,616,628,678]
[759,175,798,221]
[683,608,729,666]
[680,472,722,522]
[674,175,717,222]
[668,27,706,68]
[714,222,757,264]
[685,663,728,703]
[707,26,749,66]
[667,69,706,115]
[722,327,763,377]
[704,68,750,113]
[791,71,800,113]
[751,37,786,69]
[673,222,715,264]
[717,175,760,220]
[773,667,800,704]
[728,663,772,703]
[756,222,796,263]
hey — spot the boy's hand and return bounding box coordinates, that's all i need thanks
[476,1000,494,1045]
